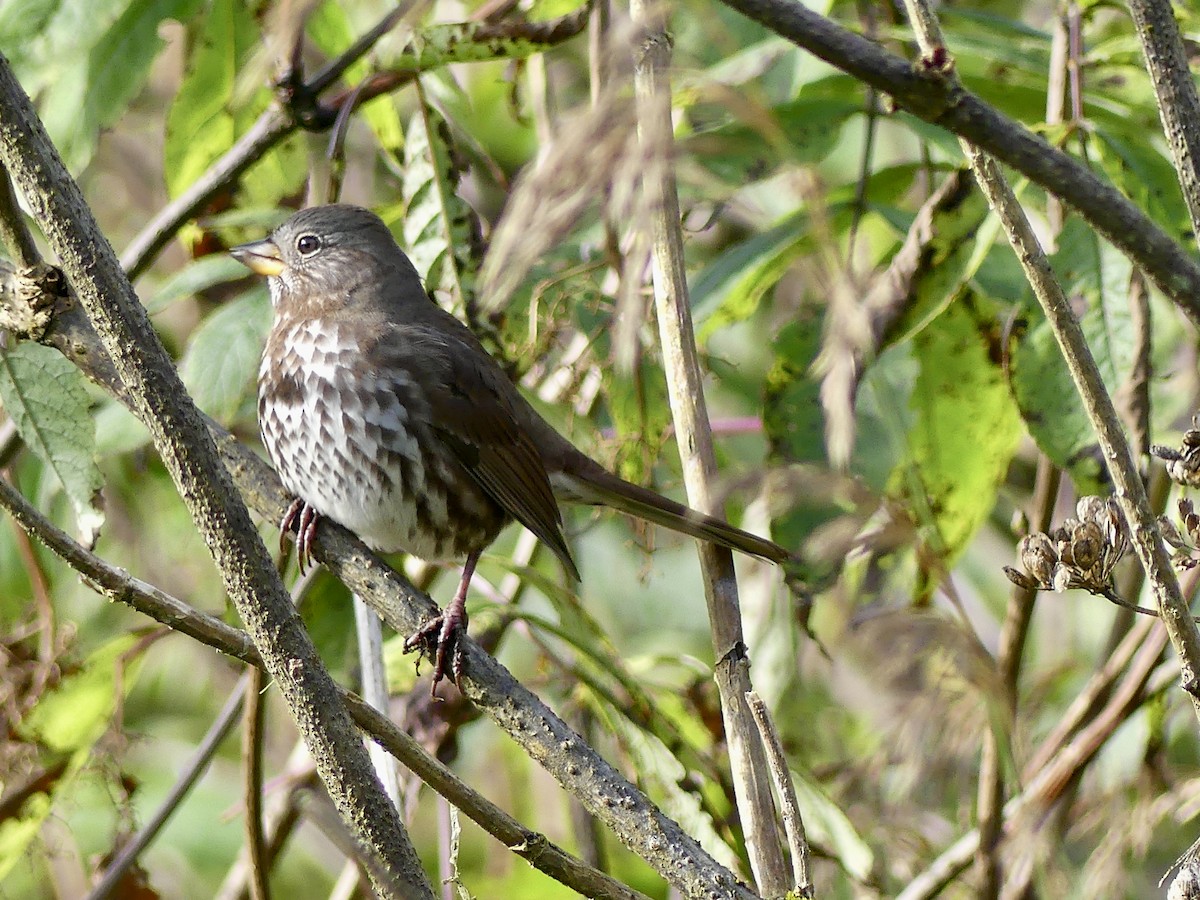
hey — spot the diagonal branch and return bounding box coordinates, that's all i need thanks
[714,0,1200,329]
[0,56,433,900]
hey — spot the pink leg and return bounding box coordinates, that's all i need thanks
[404,551,480,693]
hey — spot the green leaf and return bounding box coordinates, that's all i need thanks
[36,0,203,171]
[93,397,152,457]
[693,211,808,340]
[897,293,1022,568]
[688,94,861,183]
[146,254,251,314]
[402,89,480,317]
[791,770,874,881]
[0,635,146,879]
[164,0,305,204]
[0,343,104,545]
[1010,224,1134,492]
[179,288,272,425]
[307,1,405,153]
[1092,122,1192,244]
[20,634,145,752]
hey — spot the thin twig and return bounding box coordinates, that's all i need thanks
[897,619,1176,899]
[630,2,788,893]
[746,692,813,899]
[119,9,590,279]
[14,277,756,898]
[974,458,1059,896]
[901,0,1200,724]
[89,675,249,900]
[242,665,271,900]
[1127,0,1200,236]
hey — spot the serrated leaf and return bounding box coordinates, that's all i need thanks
[179,288,271,425]
[898,294,1021,568]
[0,343,104,545]
[1010,224,1134,492]
[36,0,203,171]
[402,91,479,316]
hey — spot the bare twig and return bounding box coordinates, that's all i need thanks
[242,665,271,900]
[901,0,1200,725]
[120,9,591,279]
[10,270,756,899]
[630,3,788,893]
[1127,0,1200,236]
[0,474,658,900]
[898,620,1176,899]
[746,692,813,899]
[89,676,249,900]
[975,458,1060,895]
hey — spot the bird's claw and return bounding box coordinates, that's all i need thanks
[280,498,320,573]
[404,606,468,695]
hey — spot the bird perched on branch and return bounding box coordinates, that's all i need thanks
[233,204,792,689]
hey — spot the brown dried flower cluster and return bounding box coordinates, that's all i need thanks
[1160,498,1200,571]
[1152,416,1200,487]
[1005,496,1129,595]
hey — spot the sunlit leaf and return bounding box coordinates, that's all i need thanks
[0,343,104,545]
[897,293,1022,568]
[34,0,203,171]
[179,288,271,425]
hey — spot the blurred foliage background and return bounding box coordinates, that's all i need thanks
[3,0,1200,897]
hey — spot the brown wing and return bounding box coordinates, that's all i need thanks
[395,324,580,581]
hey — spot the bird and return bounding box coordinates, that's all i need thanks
[232,204,792,689]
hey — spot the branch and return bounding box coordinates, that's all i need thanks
[714,0,1200,329]
[0,473,653,900]
[900,0,1200,725]
[631,2,788,893]
[119,9,592,279]
[1127,0,1200,237]
[0,56,432,900]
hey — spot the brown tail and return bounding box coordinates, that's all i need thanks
[552,466,791,564]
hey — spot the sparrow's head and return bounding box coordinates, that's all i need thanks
[231,204,421,314]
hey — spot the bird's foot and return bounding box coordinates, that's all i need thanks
[404,599,468,695]
[280,498,320,573]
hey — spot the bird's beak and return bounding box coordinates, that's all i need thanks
[230,238,285,277]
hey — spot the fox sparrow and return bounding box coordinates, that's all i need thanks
[232,204,790,689]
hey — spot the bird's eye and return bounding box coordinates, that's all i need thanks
[295,234,322,256]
